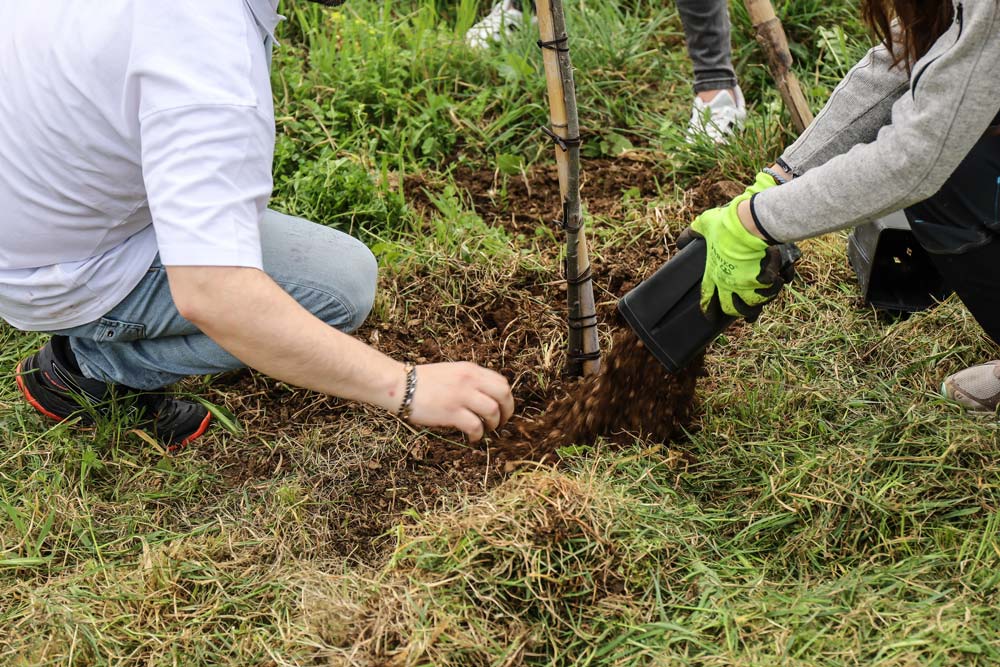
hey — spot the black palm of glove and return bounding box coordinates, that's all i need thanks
[671,171,801,323]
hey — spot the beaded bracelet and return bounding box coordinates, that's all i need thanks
[762,167,789,185]
[396,363,417,421]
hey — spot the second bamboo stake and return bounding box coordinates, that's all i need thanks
[744,0,813,133]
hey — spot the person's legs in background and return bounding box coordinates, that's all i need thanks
[465,0,745,141]
[675,0,746,142]
[906,131,1000,410]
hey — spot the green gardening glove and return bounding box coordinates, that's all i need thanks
[733,171,780,205]
[676,173,788,321]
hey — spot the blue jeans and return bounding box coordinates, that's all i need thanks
[49,210,378,390]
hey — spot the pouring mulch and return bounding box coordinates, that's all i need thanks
[497,326,703,465]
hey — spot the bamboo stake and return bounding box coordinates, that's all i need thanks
[535,0,601,377]
[743,0,813,133]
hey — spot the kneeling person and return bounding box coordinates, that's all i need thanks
[1,0,514,448]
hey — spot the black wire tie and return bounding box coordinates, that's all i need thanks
[568,317,599,331]
[540,126,582,152]
[565,264,593,286]
[555,202,583,232]
[536,36,569,52]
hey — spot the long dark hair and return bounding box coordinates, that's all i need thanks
[862,0,955,71]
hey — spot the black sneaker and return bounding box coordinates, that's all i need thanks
[15,336,212,450]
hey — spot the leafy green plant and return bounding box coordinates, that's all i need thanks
[274,152,408,237]
[425,184,514,262]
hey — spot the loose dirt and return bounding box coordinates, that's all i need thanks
[408,323,703,472]
[406,157,665,241]
[504,328,703,461]
[207,161,737,563]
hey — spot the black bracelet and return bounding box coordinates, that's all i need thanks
[776,157,795,176]
[749,193,781,245]
[396,363,417,421]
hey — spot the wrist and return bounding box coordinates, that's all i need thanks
[761,167,787,186]
[396,363,417,420]
[737,199,767,240]
[768,162,794,183]
[370,359,408,413]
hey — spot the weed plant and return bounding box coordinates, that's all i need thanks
[3,0,999,665]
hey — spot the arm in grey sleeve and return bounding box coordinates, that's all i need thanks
[779,37,909,176]
[755,0,1000,243]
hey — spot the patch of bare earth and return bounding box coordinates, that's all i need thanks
[202,160,744,563]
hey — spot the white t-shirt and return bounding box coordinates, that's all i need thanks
[0,0,280,331]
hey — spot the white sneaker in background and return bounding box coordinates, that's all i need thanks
[686,86,747,144]
[465,0,532,49]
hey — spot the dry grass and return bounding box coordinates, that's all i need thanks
[304,465,694,666]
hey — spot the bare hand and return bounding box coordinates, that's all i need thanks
[407,362,514,442]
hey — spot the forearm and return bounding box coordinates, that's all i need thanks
[779,39,908,176]
[167,266,405,412]
[736,164,792,241]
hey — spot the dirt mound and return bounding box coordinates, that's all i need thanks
[209,164,726,562]
[406,157,664,239]
[414,326,702,473]
[508,328,703,460]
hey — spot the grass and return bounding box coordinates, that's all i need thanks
[3,0,1000,664]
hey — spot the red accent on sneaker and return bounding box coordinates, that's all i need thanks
[43,370,70,391]
[16,361,65,423]
[170,411,213,452]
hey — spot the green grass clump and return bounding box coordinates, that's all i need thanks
[306,435,1000,666]
[275,152,409,238]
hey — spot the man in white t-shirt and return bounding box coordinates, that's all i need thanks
[1,0,514,449]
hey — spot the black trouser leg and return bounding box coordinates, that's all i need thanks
[907,131,1000,345]
[916,240,1000,343]
[676,0,737,93]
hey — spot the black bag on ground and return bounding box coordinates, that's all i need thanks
[847,211,951,315]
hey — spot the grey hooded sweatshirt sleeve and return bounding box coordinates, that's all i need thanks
[753,0,1000,243]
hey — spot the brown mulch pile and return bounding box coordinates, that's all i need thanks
[506,328,704,460]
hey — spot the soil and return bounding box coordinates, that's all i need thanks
[406,157,666,241]
[206,160,740,563]
[502,329,704,462]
